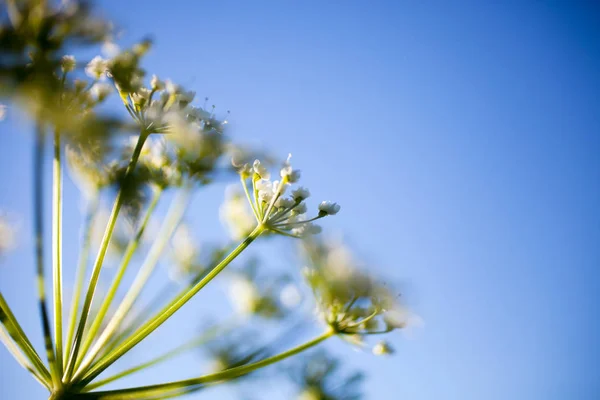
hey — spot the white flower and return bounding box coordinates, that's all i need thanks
[253,159,270,179]
[280,154,301,183]
[165,79,180,94]
[90,82,112,101]
[101,41,120,57]
[280,283,302,308]
[228,277,260,315]
[0,104,6,121]
[318,201,340,216]
[220,185,256,240]
[372,341,394,356]
[0,213,16,254]
[291,187,310,201]
[291,223,322,237]
[275,197,295,209]
[85,56,108,79]
[61,55,76,72]
[150,75,164,90]
[292,202,307,214]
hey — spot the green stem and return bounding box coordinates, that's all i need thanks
[78,225,265,385]
[73,189,162,371]
[0,325,50,389]
[83,320,236,391]
[63,133,148,382]
[83,329,334,399]
[74,188,187,379]
[0,293,51,384]
[52,129,64,375]
[64,195,99,368]
[34,125,61,388]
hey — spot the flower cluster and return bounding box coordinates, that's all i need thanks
[301,238,412,340]
[237,155,340,238]
[290,351,364,400]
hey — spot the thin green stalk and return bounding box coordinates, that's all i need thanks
[82,329,334,399]
[0,293,51,384]
[83,321,236,391]
[78,225,265,385]
[101,281,177,357]
[52,129,64,374]
[34,126,61,388]
[74,188,163,371]
[74,188,189,378]
[64,195,99,368]
[63,133,148,381]
[0,325,50,390]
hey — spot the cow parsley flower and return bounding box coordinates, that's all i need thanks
[61,55,76,73]
[301,238,413,339]
[85,56,108,79]
[235,155,339,238]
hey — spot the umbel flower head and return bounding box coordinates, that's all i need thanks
[236,154,339,238]
[301,237,412,339]
[290,351,364,400]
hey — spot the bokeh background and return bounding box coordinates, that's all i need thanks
[1,1,599,399]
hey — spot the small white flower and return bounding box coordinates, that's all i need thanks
[372,341,394,356]
[61,55,76,73]
[253,159,270,179]
[318,201,340,216]
[85,56,108,79]
[165,79,180,94]
[101,41,120,57]
[150,75,164,90]
[90,82,112,101]
[292,202,307,214]
[0,104,6,121]
[291,223,322,237]
[291,187,310,201]
[280,283,302,308]
[275,197,295,209]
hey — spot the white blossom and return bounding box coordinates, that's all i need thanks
[253,159,270,179]
[85,56,108,79]
[90,82,112,101]
[292,187,310,201]
[61,55,76,72]
[318,201,341,216]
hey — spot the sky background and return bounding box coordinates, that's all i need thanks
[1,1,600,399]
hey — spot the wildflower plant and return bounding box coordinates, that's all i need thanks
[0,1,414,399]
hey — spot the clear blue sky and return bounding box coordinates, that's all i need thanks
[1,1,599,399]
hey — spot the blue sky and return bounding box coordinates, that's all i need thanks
[1,1,599,399]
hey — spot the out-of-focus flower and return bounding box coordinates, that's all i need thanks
[372,341,394,356]
[0,212,17,255]
[85,56,108,79]
[61,55,76,73]
[290,351,364,400]
[220,185,256,241]
[225,262,292,319]
[301,237,415,342]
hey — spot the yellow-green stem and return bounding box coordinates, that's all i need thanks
[63,133,148,382]
[74,188,163,372]
[64,195,99,368]
[52,129,64,375]
[82,329,334,399]
[78,225,265,385]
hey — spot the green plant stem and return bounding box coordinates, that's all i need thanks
[83,320,236,391]
[78,225,265,385]
[52,129,64,375]
[34,125,61,388]
[0,325,50,389]
[82,329,334,399]
[64,195,99,368]
[0,293,51,384]
[63,133,148,382]
[73,189,163,372]
[74,188,188,379]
